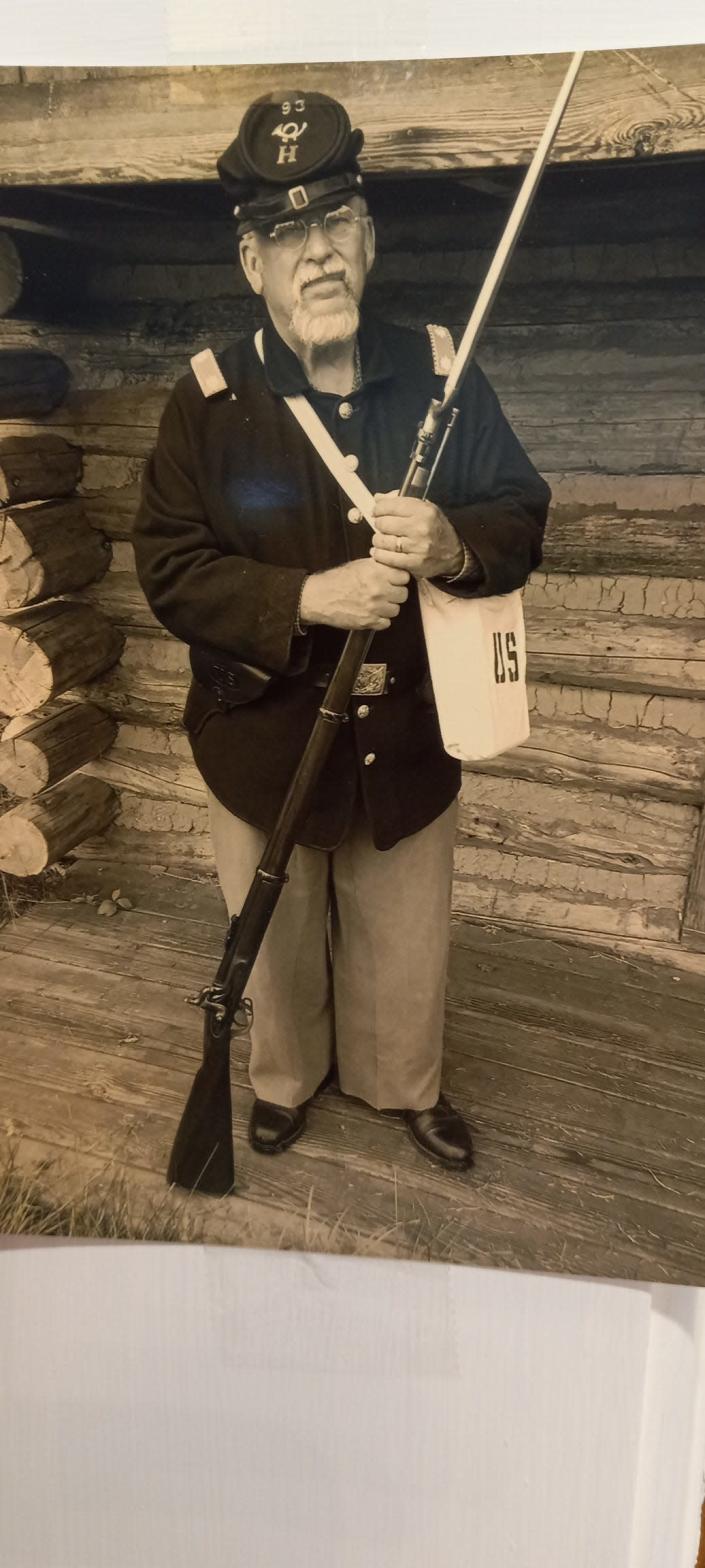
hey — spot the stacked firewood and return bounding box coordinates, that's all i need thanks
[0,349,123,875]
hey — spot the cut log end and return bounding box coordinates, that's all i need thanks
[0,499,111,610]
[0,812,48,876]
[0,775,118,875]
[0,622,53,714]
[0,602,124,717]
[0,700,117,796]
[0,732,51,795]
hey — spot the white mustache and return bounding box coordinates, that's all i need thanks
[295,264,352,300]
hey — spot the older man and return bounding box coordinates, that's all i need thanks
[133,90,550,1171]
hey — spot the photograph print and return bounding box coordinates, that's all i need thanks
[0,49,704,1280]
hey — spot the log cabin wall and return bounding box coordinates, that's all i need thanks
[0,148,704,949]
[0,353,123,873]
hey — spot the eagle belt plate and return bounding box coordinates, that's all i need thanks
[351,663,388,696]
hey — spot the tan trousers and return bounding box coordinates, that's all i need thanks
[206,788,459,1112]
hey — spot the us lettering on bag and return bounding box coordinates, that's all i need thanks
[493,630,519,684]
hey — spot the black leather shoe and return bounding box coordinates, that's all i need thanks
[248,1099,306,1155]
[404,1095,474,1170]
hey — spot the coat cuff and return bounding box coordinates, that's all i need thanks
[436,498,545,599]
[439,539,485,586]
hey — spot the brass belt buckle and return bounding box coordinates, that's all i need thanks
[352,663,388,697]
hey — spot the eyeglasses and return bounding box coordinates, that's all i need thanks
[264,205,363,252]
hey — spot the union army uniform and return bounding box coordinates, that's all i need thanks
[133,90,550,1167]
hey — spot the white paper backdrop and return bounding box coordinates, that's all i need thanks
[0,0,702,63]
[3,1244,705,1568]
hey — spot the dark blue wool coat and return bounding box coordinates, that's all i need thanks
[133,312,550,850]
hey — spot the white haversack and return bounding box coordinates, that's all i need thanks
[417,578,530,761]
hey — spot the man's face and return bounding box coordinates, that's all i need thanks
[239,197,375,350]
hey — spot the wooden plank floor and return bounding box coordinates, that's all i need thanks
[2,857,705,1283]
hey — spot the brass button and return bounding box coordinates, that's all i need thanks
[363,752,376,766]
[344,452,359,470]
[339,401,354,420]
[357,704,370,718]
[347,506,363,524]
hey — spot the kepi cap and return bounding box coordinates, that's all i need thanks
[217,90,365,234]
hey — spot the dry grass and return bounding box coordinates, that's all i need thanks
[0,863,70,929]
[0,1143,203,1242]
[0,1136,446,1259]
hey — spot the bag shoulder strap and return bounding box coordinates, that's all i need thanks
[250,322,455,522]
[190,347,229,398]
[253,328,376,526]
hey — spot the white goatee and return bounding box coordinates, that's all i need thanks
[289,296,360,348]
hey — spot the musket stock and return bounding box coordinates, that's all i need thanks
[166,52,584,1197]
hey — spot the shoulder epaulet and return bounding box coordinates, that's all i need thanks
[190,348,230,398]
[425,323,455,377]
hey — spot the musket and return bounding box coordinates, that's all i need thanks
[167,50,584,1196]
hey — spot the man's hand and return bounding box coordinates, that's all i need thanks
[370,492,465,578]
[299,558,410,632]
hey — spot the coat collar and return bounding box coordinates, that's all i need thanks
[260,309,396,397]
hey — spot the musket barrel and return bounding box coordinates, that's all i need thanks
[441,50,584,409]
